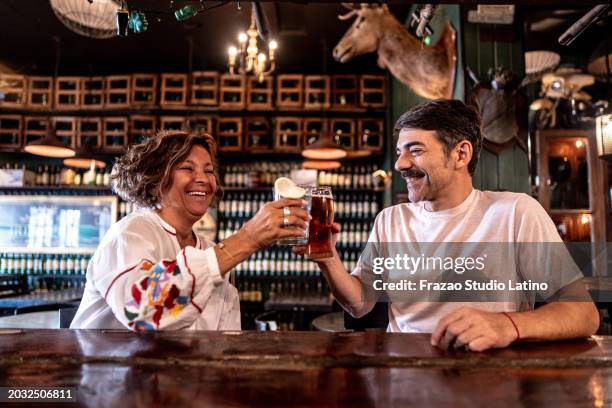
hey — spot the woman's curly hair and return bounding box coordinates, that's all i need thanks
[111,130,223,209]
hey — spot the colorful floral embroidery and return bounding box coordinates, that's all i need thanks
[124,258,191,330]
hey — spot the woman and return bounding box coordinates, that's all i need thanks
[71,130,309,331]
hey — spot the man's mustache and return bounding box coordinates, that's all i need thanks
[400,170,425,178]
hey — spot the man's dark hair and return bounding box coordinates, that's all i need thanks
[393,99,483,175]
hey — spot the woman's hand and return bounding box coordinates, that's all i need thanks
[239,198,311,249]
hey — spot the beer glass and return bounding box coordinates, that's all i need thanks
[306,186,335,259]
[274,186,312,245]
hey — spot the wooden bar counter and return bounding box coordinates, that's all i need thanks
[0,330,611,407]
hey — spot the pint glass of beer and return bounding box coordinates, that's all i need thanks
[307,186,334,259]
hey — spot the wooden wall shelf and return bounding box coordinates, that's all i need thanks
[276,75,303,109]
[0,115,22,148]
[245,117,272,151]
[332,75,358,109]
[191,71,218,106]
[54,77,80,110]
[357,118,384,151]
[216,117,243,151]
[105,76,131,108]
[219,74,246,109]
[274,117,302,152]
[102,117,128,152]
[247,77,274,110]
[81,77,105,109]
[22,116,48,146]
[129,115,157,144]
[78,117,102,147]
[304,75,331,110]
[360,75,386,108]
[26,77,53,110]
[131,74,157,107]
[51,117,77,148]
[159,116,187,132]
[160,74,188,106]
[0,75,26,108]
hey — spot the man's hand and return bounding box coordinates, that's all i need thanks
[430,307,518,352]
[292,222,341,264]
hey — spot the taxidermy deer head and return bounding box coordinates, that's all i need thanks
[333,3,457,100]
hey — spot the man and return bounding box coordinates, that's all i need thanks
[298,99,599,351]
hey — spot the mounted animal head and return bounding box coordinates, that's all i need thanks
[332,4,392,63]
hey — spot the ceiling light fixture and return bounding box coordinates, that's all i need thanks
[227,3,277,82]
[24,124,75,158]
[63,143,106,169]
[303,160,342,170]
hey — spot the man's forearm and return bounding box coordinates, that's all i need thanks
[316,254,373,317]
[508,301,599,341]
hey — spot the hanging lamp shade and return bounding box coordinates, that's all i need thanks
[24,125,75,158]
[49,0,119,39]
[63,143,106,169]
[302,130,347,160]
[345,150,372,159]
[303,160,342,170]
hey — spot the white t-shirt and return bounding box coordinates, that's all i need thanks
[71,209,240,331]
[351,189,580,333]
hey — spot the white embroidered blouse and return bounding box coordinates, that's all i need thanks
[70,209,241,331]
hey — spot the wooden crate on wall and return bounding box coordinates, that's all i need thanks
[0,75,26,108]
[274,117,302,152]
[160,74,187,106]
[188,116,214,135]
[77,118,102,147]
[304,75,330,110]
[130,115,157,144]
[357,118,384,151]
[303,118,328,147]
[332,75,358,109]
[54,77,80,109]
[216,117,242,151]
[81,77,105,109]
[276,75,303,109]
[0,115,22,148]
[102,117,129,152]
[190,71,218,106]
[159,116,187,131]
[359,75,386,108]
[330,118,355,150]
[131,74,158,106]
[27,77,53,109]
[23,116,48,145]
[51,116,77,148]
[219,74,246,109]
[247,77,273,110]
[245,117,272,151]
[105,75,131,108]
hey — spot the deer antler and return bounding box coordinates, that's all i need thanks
[338,9,358,20]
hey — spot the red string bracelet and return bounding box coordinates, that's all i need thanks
[502,312,520,342]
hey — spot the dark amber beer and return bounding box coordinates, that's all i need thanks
[307,187,334,259]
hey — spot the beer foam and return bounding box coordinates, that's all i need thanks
[274,177,306,199]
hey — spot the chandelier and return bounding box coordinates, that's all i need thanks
[227,5,277,82]
[49,0,119,39]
